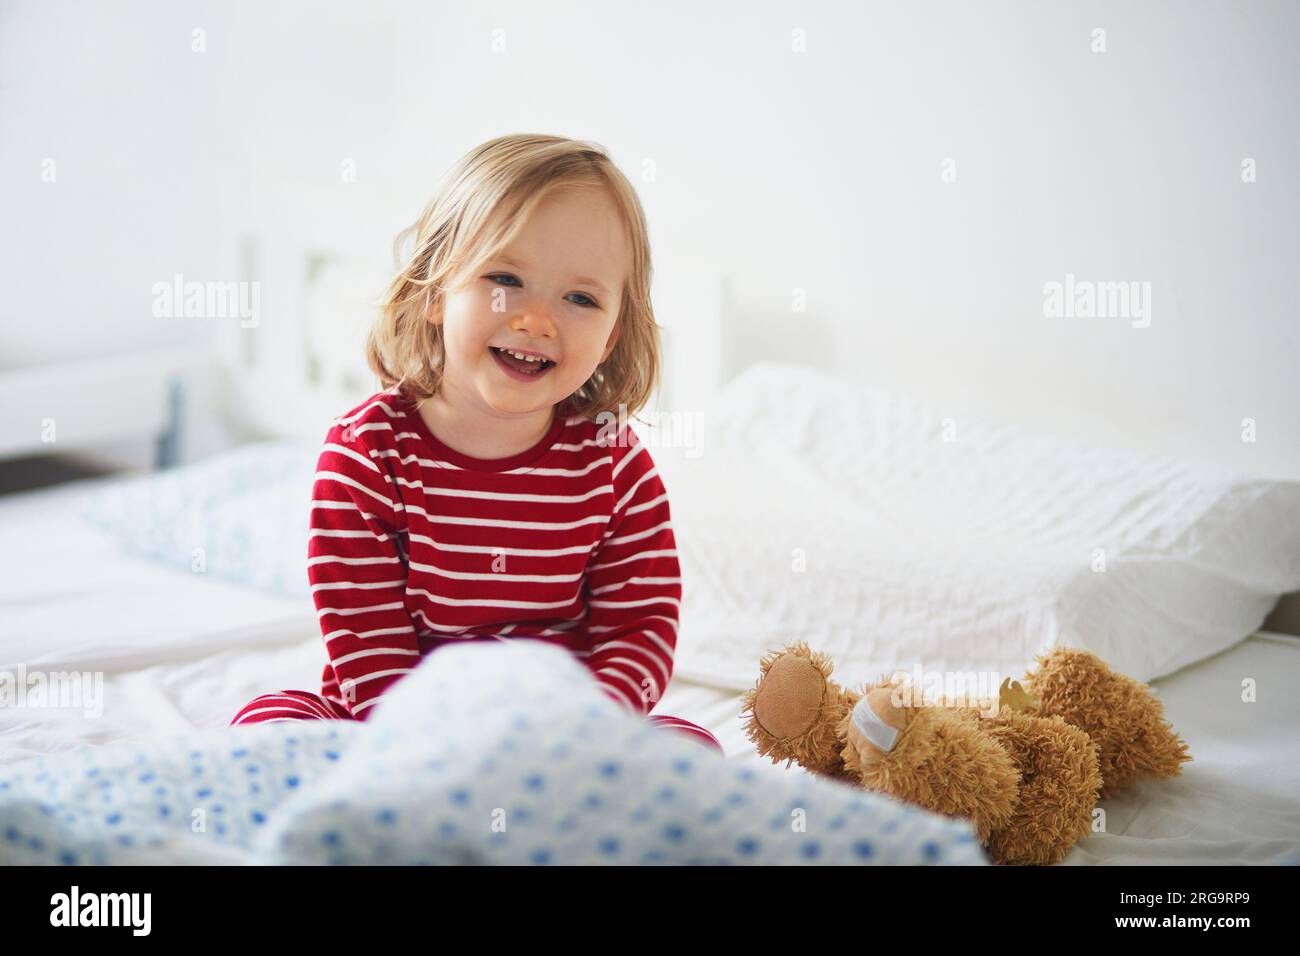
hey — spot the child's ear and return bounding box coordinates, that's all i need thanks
[424,290,443,327]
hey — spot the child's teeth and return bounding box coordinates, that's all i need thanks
[492,347,553,375]
[496,347,550,364]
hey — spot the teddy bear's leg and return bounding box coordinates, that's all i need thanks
[980,710,1103,865]
[1023,647,1192,799]
[741,642,860,783]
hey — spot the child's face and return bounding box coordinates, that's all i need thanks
[431,186,629,418]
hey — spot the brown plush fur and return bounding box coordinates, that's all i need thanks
[979,711,1102,865]
[741,643,1192,865]
[740,641,863,784]
[841,704,1022,846]
[1025,647,1192,799]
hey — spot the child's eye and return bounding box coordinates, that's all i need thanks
[483,274,600,309]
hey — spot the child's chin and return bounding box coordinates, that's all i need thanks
[482,384,552,412]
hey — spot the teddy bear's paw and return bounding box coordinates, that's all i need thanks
[741,644,857,778]
[1024,647,1192,798]
[745,646,833,738]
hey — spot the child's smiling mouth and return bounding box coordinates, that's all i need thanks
[489,346,557,381]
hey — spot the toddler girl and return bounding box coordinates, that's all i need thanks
[231,133,722,755]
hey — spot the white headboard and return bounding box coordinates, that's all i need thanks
[220,235,390,443]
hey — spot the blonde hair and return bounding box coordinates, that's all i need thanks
[367,133,661,423]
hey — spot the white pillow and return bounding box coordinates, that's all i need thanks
[656,362,1300,689]
[78,440,316,601]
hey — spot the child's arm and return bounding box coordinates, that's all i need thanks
[308,421,422,720]
[582,431,682,715]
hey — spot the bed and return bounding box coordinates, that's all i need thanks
[2,256,1297,864]
[2,381,1298,864]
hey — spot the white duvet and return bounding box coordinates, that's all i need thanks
[0,641,986,866]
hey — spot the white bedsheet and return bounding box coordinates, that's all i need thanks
[0,478,311,677]
[2,476,1297,864]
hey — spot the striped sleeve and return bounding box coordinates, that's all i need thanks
[308,422,421,720]
[581,431,682,716]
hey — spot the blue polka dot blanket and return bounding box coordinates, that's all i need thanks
[0,641,987,865]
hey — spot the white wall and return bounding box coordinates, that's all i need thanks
[2,0,1296,475]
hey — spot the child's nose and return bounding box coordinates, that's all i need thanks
[510,303,558,339]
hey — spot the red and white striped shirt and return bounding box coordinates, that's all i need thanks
[308,388,682,720]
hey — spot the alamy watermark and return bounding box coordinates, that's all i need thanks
[0,665,104,718]
[884,665,1009,719]
[595,404,705,458]
[1043,273,1151,328]
[152,273,260,328]
[50,886,150,935]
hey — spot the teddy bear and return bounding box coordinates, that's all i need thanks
[740,642,1192,865]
